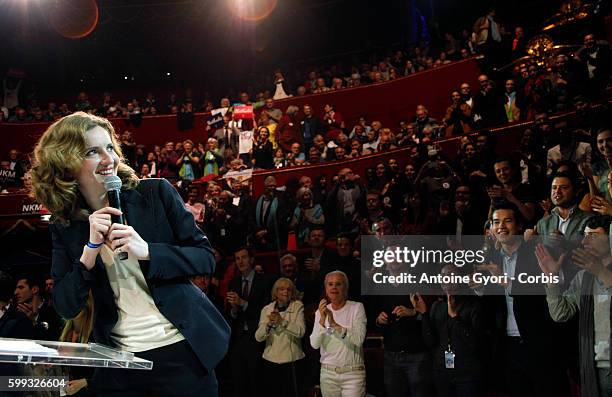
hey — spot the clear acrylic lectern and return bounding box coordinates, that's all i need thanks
[0,338,152,369]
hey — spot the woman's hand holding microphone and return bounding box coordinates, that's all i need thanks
[81,207,149,269]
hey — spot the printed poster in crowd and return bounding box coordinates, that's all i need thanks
[239,130,253,154]
[206,107,228,130]
[233,105,253,120]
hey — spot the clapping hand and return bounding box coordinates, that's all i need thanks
[318,299,328,326]
[535,244,565,275]
[410,293,427,314]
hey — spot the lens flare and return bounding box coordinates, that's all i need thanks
[227,0,278,22]
[43,0,99,39]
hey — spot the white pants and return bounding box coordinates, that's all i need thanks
[320,367,366,397]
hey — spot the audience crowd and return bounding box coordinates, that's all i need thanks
[1,9,611,397]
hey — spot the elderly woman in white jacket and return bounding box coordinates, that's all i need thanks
[255,277,305,397]
[310,270,367,397]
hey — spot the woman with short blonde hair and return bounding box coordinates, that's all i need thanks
[255,277,305,397]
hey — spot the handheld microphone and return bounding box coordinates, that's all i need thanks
[103,176,128,260]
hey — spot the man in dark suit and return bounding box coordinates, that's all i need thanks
[0,272,35,339]
[481,202,572,397]
[253,176,289,252]
[13,277,62,341]
[227,247,274,397]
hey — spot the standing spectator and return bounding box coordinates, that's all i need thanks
[511,27,526,59]
[253,176,289,252]
[472,75,507,128]
[255,278,305,397]
[538,215,612,397]
[119,130,136,167]
[202,138,223,176]
[413,264,485,397]
[277,106,302,152]
[373,251,433,397]
[323,104,345,139]
[301,104,324,152]
[484,203,572,397]
[176,139,201,182]
[575,33,612,98]
[252,126,274,169]
[261,98,283,125]
[546,127,592,177]
[289,187,325,246]
[326,168,367,235]
[158,141,179,182]
[487,156,537,224]
[227,247,274,397]
[504,79,522,122]
[184,186,205,227]
[310,271,367,397]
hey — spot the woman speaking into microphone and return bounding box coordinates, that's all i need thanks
[30,112,230,396]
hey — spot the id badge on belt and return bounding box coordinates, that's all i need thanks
[444,345,455,369]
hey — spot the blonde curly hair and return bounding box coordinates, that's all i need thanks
[30,112,139,224]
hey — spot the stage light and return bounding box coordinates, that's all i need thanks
[167,72,171,76]
[124,76,128,80]
[227,0,278,22]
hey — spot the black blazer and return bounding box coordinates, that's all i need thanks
[227,272,273,336]
[49,178,230,373]
[484,240,573,357]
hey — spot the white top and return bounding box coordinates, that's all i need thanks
[310,300,367,367]
[255,300,305,364]
[100,245,185,352]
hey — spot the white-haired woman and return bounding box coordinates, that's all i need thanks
[310,271,367,397]
[255,277,306,397]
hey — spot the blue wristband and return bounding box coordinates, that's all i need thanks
[86,241,103,249]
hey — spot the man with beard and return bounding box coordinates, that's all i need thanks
[533,171,594,252]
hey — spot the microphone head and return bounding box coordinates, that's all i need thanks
[103,175,122,192]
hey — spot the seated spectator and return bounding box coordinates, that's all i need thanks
[310,271,367,397]
[289,187,325,246]
[255,278,306,397]
[413,105,438,138]
[286,142,306,167]
[273,147,287,169]
[312,78,330,94]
